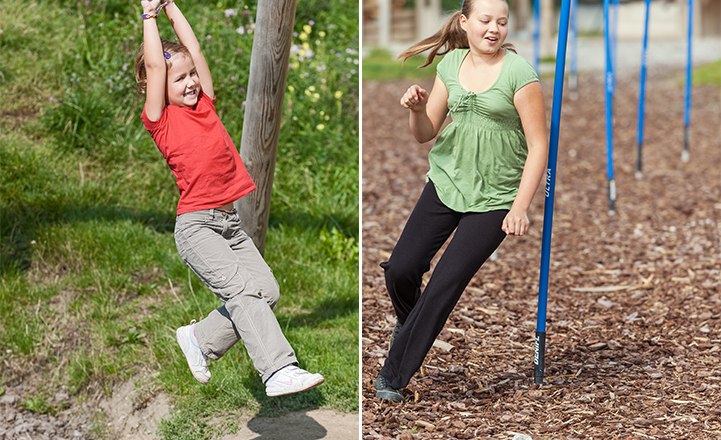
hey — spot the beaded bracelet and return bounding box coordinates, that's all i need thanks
[141,1,171,20]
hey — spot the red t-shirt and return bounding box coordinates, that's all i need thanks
[141,91,256,215]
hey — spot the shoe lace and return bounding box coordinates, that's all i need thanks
[286,366,309,377]
[377,375,390,388]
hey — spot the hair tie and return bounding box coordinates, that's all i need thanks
[164,51,171,59]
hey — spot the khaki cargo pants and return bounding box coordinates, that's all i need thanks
[174,208,297,382]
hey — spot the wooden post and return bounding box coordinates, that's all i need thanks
[416,0,441,43]
[378,0,391,47]
[516,0,532,33]
[235,0,297,253]
[541,0,554,58]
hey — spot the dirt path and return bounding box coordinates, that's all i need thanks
[0,378,358,440]
[362,70,721,439]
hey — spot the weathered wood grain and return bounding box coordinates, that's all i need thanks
[236,0,297,252]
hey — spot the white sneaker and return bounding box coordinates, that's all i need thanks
[265,365,324,397]
[176,321,211,384]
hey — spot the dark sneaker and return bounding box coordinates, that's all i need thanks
[374,375,402,402]
[389,321,402,350]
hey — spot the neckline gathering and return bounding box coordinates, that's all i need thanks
[456,48,509,95]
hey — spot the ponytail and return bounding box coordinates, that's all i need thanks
[398,0,516,68]
[398,11,467,68]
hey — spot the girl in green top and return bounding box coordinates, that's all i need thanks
[375,0,549,402]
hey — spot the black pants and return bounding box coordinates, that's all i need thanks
[379,181,508,389]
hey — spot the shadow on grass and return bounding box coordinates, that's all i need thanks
[269,209,359,238]
[0,202,175,275]
[280,294,358,329]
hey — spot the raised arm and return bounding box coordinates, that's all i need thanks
[401,75,449,143]
[163,2,214,98]
[142,0,167,122]
[502,81,549,236]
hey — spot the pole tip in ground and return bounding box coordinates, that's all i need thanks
[608,209,616,216]
[681,150,690,163]
[635,171,643,180]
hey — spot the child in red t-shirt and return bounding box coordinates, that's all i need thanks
[134,0,323,397]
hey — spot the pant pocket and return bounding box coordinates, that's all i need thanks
[175,227,248,299]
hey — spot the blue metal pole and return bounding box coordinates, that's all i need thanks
[682,0,693,162]
[535,0,572,386]
[569,0,578,98]
[533,0,541,73]
[604,0,617,214]
[611,0,620,98]
[636,0,651,179]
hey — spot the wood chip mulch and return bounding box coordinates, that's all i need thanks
[361,71,721,439]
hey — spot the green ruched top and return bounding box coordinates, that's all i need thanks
[426,48,539,212]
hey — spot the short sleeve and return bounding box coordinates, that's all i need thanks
[508,55,539,94]
[435,50,455,86]
[140,104,168,132]
[198,89,216,109]
[140,103,170,157]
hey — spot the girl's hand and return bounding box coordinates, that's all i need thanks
[141,0,162,13]
[400,85,429,112]
[502,206,529,236]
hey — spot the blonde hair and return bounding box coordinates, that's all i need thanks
[399,0,516,68]
[133,39,191,94]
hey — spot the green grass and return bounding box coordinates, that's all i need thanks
[0,0,358,437]
[693,60,721,87]
[363,48,440,81]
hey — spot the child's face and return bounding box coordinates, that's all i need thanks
[166,53,200,107]
[461,0,509,55]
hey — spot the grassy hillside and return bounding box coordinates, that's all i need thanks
[0,1,358,438]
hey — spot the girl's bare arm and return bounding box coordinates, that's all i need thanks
[503,81,549,236]
[402,75,449,143]
[142,0,167,122]
[164,2,214,98]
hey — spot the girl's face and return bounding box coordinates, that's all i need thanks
[166,53,200,107]
[460,0,509,55]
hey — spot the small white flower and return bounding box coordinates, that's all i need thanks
[236,26,245,35]
[224,8,237,17]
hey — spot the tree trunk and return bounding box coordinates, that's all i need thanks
[235,0,297,253]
